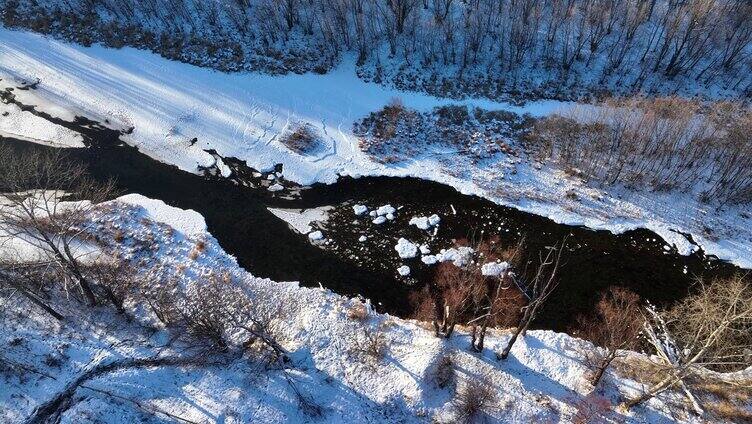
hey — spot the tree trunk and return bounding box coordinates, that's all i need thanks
[590,352,615,388]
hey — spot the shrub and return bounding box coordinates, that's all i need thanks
[453,378,496,423]
[525,98,752,205]
[347,301,369,321]
[349,325,387,363]
[281,123,319,154]
[429,354,456,390]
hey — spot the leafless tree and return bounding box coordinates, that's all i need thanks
[0,259,64,320]
[622,274,752,415]
[468,239,525,353]
[575,286,642,388]
[0,146,116,306]
[498,237,567,360]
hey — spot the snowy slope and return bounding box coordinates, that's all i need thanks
[0,195,711,423]
[0,27,750,269]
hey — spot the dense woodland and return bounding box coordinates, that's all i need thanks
[2,0,752,100]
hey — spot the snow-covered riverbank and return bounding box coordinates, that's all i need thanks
[1,194,719,423]
[1,27,750,269]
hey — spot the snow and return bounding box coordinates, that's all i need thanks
[436,246,474,267]
[481,261,510,277]
[0,194,714,423]
[0,98,84,147]
[358,235,367,242]
[397,265,411,276]
[352,204,368,215]
[421,255,438,265]
[1,27,750,269]
[372,216,386,225]
[410,214,441,230]
[409,216,431,230]
[419,244,431,255]
[308,230,324,241]
[267,183,284,192]
[267,206,331,234]
[118,193,206,236]
[394,238,418,258]
[376,204,396,216]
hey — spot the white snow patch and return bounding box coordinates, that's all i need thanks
[436,246,474,267]
[397,265,411,276]
[394,238,418,258]
[267,206,331,234]
[267,183,284,192]
[376,204,396,216]
[352,204,368,215]
[118,194,205,236]
[421,255,438,265]
[308,230,324,242]
[372,216,386,225]
[481,261,510,276]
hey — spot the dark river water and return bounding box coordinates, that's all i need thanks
[0,85,743,332]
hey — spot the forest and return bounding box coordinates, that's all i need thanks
[2,0,751,100]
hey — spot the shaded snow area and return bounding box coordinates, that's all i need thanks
[0,195,710,423]
[0,27,750,270]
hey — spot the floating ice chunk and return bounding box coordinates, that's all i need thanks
[372,216,387,225]
[376,205,396,216]
[421,255,437,265]
[410,214,441,230]
[437,246,474,267]
[267,174,276,180]
[353,204,368,215]
[394,238,418,258]
[358,235,367,242]
[397,265,411,276]
[268,183,284,192]
[308,230,324,241]
[386,213,395,220]
[419,244,431,255]
[369,210,378,217]
[409,216,430,230]
[481,261,510,276]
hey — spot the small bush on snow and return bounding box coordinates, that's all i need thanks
[453,377,496,424]
[281,123,320,154]
[349,325,387,363]
[347,301,369,321]
[427,354,456,390]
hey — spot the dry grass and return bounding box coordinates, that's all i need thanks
[611,356,670,387]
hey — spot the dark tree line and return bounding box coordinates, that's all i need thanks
[2,0,751,99]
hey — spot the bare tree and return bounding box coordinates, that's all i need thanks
[0,146,116,306]
[468,239,525,353]
[622,274,752,415]
[498,237,566,361]
[0,260,65,320]
[575,286,642,388]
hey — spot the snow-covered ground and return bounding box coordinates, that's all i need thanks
[0,194,721,423]
[0,27,750,269]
